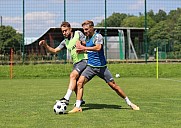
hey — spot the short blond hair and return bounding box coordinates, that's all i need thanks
[82,20,94,27]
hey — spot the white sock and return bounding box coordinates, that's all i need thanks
[64,89,72,100]
[75,100,81,108]
[125,97,132,106]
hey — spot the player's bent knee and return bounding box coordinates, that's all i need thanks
[77,81,84,88]
[77,81,82,86]
[70,72,77,80]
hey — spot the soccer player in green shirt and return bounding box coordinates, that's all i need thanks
[39,22,87,105]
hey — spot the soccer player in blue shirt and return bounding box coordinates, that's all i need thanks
[69,20,139,113]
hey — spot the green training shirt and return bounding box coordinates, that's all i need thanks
[65,31,87,64]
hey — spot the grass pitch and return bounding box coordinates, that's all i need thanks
[0,77,180,128]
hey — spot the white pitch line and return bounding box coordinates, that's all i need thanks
[160,78,181,83]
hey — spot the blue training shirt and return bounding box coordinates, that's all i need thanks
[86,33,107,67]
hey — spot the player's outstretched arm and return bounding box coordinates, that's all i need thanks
[39,40,61,54]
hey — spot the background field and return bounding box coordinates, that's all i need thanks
[0,77,180,128]
[0,63,181,79]
[1,1,181,127]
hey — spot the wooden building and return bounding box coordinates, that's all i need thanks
[25,27,145,60]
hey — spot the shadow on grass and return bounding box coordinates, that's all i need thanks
[82,103,130,111]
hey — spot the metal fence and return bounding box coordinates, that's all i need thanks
[0,0,181,64]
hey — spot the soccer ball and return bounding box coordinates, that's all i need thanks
[115,73,120,78]
[53,101,67,114]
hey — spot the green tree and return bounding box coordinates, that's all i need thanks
[154,9,167,23]
[0,25,22,54]
[172,15,181,56]
[121,16,140,27]
[96,12,127,27]
[148,21,171,55]
[121,15,156,28]
[147,10,154,20]
[167,8,181,23]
